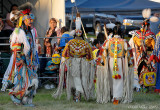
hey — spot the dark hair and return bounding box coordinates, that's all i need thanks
[10,4,18,12]
[61,26,68,34]
[113,26,121,35]
[97,32,106,44]
[115,21,121,27]
[95,21,100,25]
[93,39,98,46]
[106,28,113,35]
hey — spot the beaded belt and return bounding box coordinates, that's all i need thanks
[12,43,22,52]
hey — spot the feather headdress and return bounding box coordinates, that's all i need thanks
[142,8,151,19]
[18,2,33,13]
[10,2,34,27]
[75,12,82,37]
[142,8,159,23]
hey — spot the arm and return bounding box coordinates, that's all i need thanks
[0,19,4,31]
[6,13,14,28]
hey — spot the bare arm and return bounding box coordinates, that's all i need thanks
[5,13,15,28]
[6,20,14,28]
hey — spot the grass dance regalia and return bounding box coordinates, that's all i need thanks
[129,9,158,92]
[53,13,95,102]
[96,26,134,104]
[1,2,39,106]
[149,27,160,93]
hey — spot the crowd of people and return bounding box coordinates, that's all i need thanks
[0,2,160,107]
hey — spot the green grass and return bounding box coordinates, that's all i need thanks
[0,89,160,110]
[87,34,96,39]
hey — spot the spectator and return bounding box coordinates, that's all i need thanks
[0,16,4,51]
[92,39,100,60]
[56,26,73,53]
[44,18,57,57]
[0,16,4,32]
[3,4,18,37]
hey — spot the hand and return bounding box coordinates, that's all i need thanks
[48,30,53,37]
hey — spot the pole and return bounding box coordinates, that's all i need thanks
[70,7,74,31]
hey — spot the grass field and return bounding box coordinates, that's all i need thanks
[0,89,160,110]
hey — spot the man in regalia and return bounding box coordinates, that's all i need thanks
[1,2,39,106]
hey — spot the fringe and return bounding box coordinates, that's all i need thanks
[129,36,140,89]
[52,57,66,99]
[96,57,110,103]
[88,60,96,99]
[31,28,38,55]
[122,55,134,103]
[1,54,14,91]
[53,57,95,101]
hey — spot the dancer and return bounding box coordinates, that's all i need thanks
[96,25,134,104]
[1,2,39,106]
[129,9,158,92]
[53,12,95,102]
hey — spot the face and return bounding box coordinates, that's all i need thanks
[49,20,57,29]
[24,18,32,27]
[12,6,18,11]
[96,43,100,48]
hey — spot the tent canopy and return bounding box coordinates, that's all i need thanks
[66,0,160,14]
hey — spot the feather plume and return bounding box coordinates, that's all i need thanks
[71,0,75,3]
[18,2,33,11]
[75,12,81,30]
[142,8,151,19]
[150,16,159,22]
[10,10,21,22]
[75,17,81,30]
[31,78,39,89]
